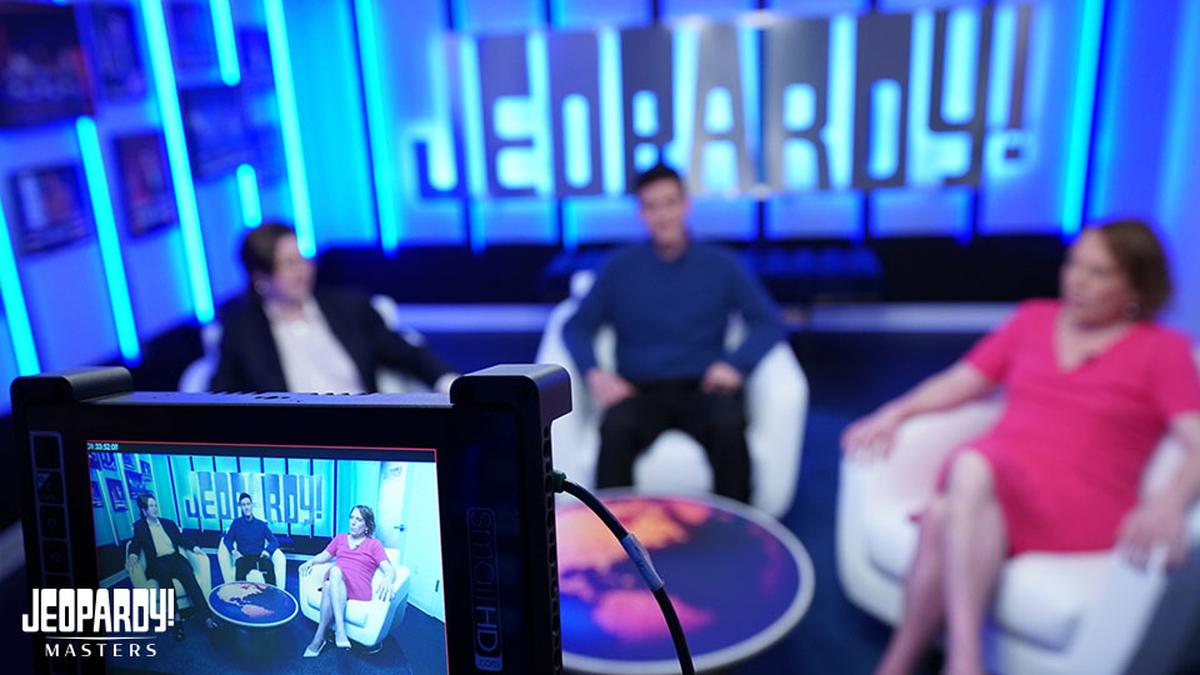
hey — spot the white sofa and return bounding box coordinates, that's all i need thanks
[535,271,808,518]
[836,352,1200,675]
[298,547,410,652]
[125,541,212,611]
[216,539,287,589]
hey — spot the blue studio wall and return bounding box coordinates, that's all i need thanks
[1,0,1199,414]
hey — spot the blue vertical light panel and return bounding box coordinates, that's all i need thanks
[138,0,215,323]
[354,0,404,254]
[265,0,316,257]
[0,194,39,375]
[237,164,264,228]
[210,0,241,86]
[77,117,141,365]
[1061,0,1106,238]
[1159,0,1200,236]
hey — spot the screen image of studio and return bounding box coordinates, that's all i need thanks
[86,441,448,674]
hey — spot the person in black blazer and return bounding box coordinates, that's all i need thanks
[126,493,216,636]
[210,222,456,394]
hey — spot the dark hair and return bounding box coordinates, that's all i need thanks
[239,221,296,281]
[1088,219,1172,319]
[238,492,252,503]
[633,163,685,195]
[350,505,376,536]
[136,492,156,516]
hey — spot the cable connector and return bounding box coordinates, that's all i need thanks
[552,470,568,494]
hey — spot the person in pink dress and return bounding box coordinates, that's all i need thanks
[299,505,397,656]
[842,219,1200,675]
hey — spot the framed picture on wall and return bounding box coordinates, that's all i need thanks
[0,3,94,127]
[99,452,116,471]
[121,453,137,472]
[124,472,143,502]
[77,4,147,100]
[9,164,93,255]
[91,476,106,509]
[179,85,253,179]
[105,478,127,513]
[140,460,152,478]
[237,28,273,90]
[114,131,177,236]
[166,0,218,81]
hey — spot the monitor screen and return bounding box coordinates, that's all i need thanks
[85,440,448,674]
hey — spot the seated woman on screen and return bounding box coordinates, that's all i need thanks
[299,505,397,656]
[841,219,1200,675]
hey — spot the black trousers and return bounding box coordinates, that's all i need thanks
[596,380,751,502]
[234,553,277,586]
[148,552,211,619]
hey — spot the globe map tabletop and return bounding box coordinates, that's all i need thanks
[207,581,298,628]
[556,493,813,674]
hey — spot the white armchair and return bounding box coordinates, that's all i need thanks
[125,541,213,611]
[298,547,410,652]
[216,539,287,589]
[836,353,1200,675]
[535,271,808,518]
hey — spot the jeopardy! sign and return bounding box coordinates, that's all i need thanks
[411,3,1049,199]
[184,471,324,525]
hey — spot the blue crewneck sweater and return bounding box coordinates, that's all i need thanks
[563,242,783,381]
[222,516,280,557]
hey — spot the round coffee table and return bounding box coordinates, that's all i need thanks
[206,581,299,665]
[555,492,814,674]
[208,581,299,628]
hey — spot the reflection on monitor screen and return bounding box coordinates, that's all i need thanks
[87,441,447,674]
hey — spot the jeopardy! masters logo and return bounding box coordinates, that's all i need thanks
[22,587,176,658]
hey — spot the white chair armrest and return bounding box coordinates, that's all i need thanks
[875,397,1004,507]
[744,342,808,517]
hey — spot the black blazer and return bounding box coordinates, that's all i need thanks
[210,289,453,393]
[128,517,195,576]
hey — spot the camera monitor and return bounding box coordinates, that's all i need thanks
[14,365,570,674]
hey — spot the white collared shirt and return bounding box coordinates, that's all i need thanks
[147,519,176,557]
[263,298,365,393]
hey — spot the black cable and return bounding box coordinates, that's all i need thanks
[553,471,695,675]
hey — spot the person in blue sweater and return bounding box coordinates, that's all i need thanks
[223,492,281,585]
[563,164,784,502]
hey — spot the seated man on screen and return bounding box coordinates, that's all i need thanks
[211,221,458,394]
[127,492,218,637]
[562,163,785,502]
[223,492,280,586]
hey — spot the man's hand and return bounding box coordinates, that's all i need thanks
[1117,497,1188,569]
[701,361,743,394]
[586,368,636,408]
[261,550,270,559]
[126,554,138,568]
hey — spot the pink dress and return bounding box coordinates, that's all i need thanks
[949,299,1200,554]
[323,533,388,600]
